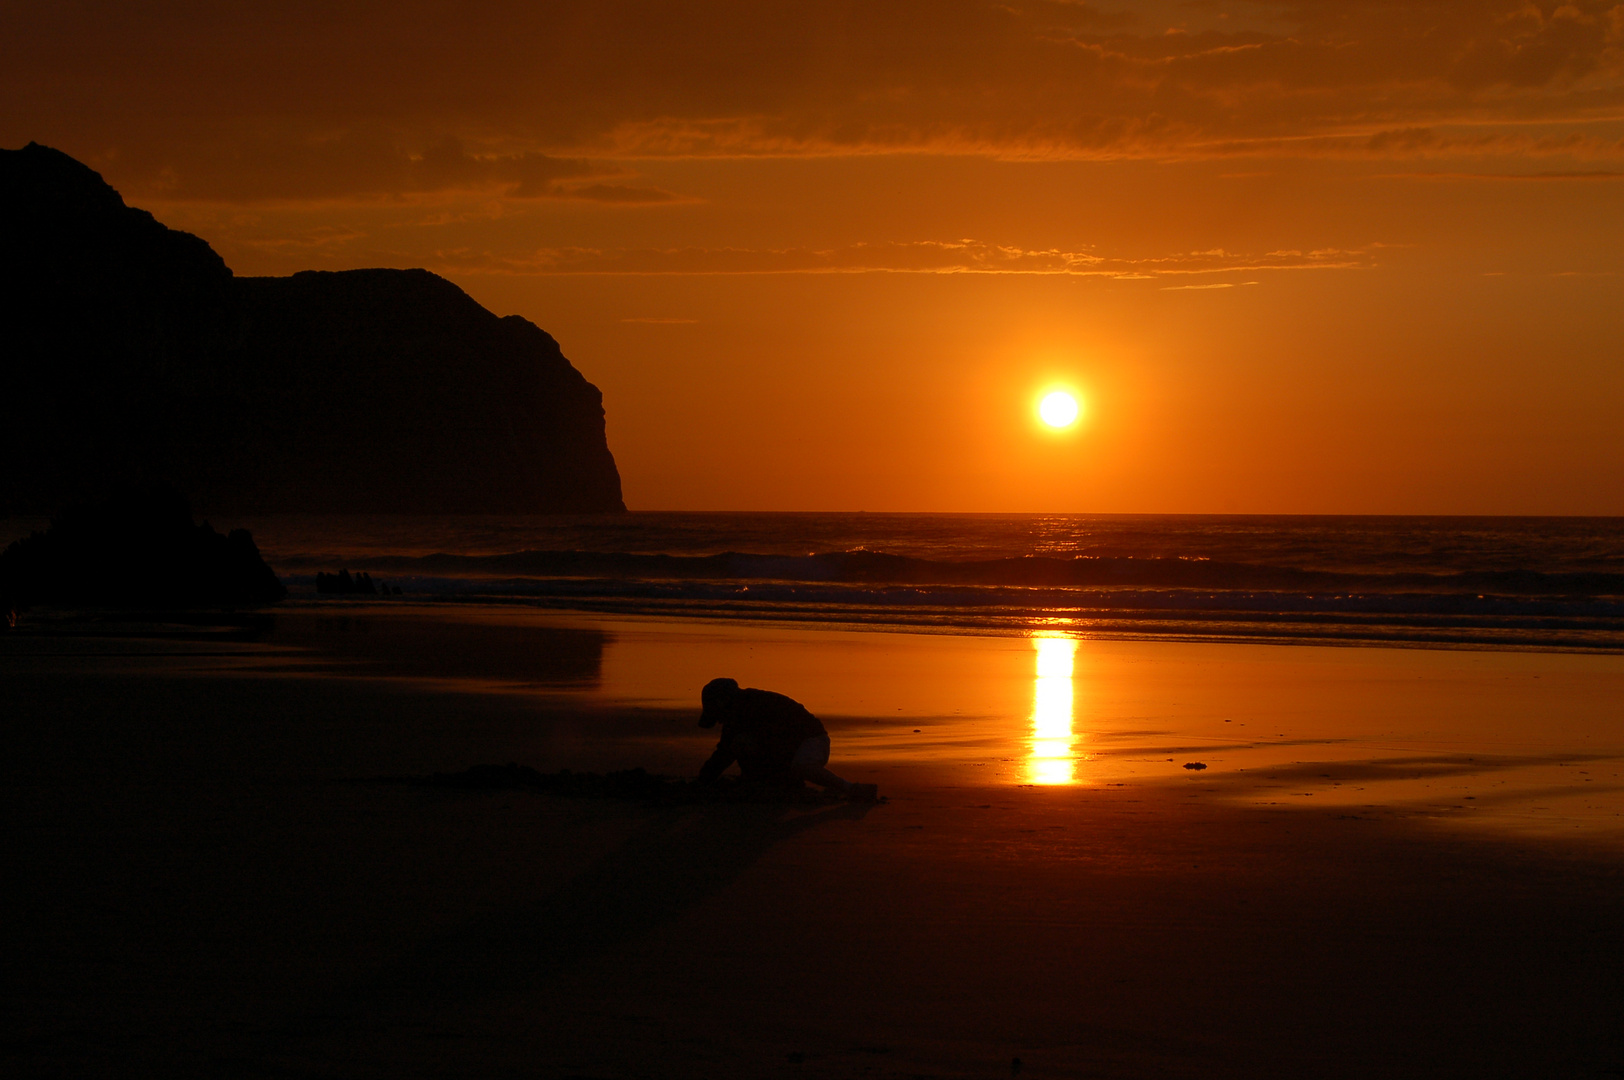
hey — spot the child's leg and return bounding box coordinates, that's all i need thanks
[799,763,853,790]
[789,735,851,791]
[791,735,877,799]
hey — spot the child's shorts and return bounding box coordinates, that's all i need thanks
[791,734,831,770]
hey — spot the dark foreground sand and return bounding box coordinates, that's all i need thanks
[4,611,1624,1079]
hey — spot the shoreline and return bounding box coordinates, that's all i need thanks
[12,505,1624,654]
[19,591,1624,656]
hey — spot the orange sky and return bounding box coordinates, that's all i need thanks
[5,1,1623,512]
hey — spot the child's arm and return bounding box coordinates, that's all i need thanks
[697,737,735,782]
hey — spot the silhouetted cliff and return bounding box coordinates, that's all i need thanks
[0,142,625,514]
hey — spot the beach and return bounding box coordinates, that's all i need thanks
[6,603,1624,1078]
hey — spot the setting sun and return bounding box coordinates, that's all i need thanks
[1039,391,1079,429]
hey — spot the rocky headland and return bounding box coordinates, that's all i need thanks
[0,142,624,515]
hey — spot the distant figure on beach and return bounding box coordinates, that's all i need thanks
[697,678,877,801]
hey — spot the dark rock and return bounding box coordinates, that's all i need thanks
[0,484,285,608]
[315,569,378,595]
[0,142,624,515]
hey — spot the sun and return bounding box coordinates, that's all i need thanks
[1039,391,1080,428]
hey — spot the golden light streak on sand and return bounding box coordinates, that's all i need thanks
[1027,633,1078,784]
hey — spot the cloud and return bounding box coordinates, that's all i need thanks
[562,182,685,203]
[231,224,370,251]
[1161,281,1261,290]
[1374,168,1624,179]
[48,130,684,204]
[6,0,1622,203]
[429,239,1375,277]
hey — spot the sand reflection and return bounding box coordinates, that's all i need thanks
[1027,634,1078,784]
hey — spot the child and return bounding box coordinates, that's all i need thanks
[696,677,878,801]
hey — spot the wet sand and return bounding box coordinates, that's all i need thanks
[5,605,1624,1077]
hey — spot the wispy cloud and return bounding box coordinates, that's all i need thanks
[111,135,688,204]
[1374,169,1624,180]
[1161,281,1261,290]
[431,240,1375,277]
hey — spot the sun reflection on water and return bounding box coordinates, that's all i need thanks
[1027,633,1078,784]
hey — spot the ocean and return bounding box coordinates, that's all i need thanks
[235,513,1624,652]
